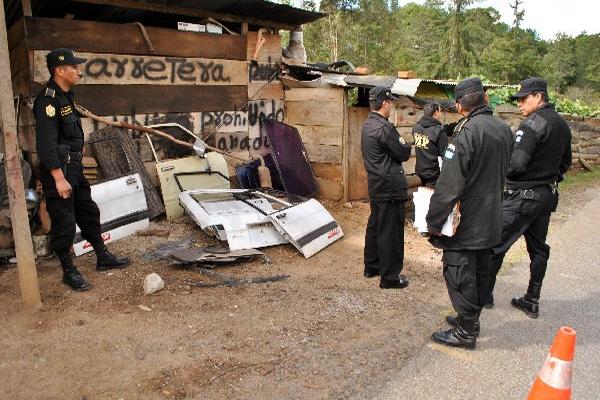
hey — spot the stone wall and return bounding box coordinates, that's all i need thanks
[496,105,600,170]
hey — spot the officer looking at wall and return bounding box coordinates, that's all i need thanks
[361,86,412,289]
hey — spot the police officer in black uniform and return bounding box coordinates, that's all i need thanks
[34,48,130,291]
[361,86,412,289]
[486,78,572,318]
[413,101,449,187]
[426,78,513,349]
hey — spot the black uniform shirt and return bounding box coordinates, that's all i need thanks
[33,79,85,171]
[361,111,412,200]
[506,104,572,189]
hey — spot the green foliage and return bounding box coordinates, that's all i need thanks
[295,0,599,117]
[487,88,600,117]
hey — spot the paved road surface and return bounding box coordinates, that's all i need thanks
[376,188,600,400]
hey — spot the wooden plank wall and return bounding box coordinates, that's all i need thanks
[346,106,370,201]
[9,17,286,167]
[284,87,346,201]
[344,105,463,201]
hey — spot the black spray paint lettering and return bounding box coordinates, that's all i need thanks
[248,100,285,128]
[200,110,247,130]
[110,58,128,78]
[248,57,279,83]
[84,56,231,83]
[216,135,268,152]
[166,58,196,83]
[85,58,112,78]
[198,62,231,83]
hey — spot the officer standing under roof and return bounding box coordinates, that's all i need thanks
[426,78,513,349]
[413,101,450,188]
[34,48,131,291]
[486,78,572,318]
[361,86,412,289]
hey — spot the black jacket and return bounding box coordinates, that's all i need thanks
[33,79,86,196]
[413,116,448,185]
[361,111,412,200]
[506,104,572,189]
[426,106,514,250]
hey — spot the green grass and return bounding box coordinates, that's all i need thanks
[559,166,600,192]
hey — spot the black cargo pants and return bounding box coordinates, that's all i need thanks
[442,249,491,319]
[488,186,559,299]
[43,160,102,253]
[364,199,406,282]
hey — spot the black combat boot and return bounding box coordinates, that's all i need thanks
[57,250,91,291]
[446,314,480,336]
[433,315,477,349]
[94,244,131,271]
[379,275,409,289]
[511,281,541,318]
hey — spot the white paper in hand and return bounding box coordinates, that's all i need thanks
[413,187,459,237]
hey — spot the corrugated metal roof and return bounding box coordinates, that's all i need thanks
[4,0,324,30]
[282,64,517,98]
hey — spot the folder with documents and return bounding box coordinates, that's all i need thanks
[413,187,460,237]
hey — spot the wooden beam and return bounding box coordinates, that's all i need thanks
[70,0,302,30]
[30,84,249,115]
[0,0,41,310]
[24,17,247,60]
[21,0,32,17]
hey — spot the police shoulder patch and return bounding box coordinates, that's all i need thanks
[444,143,456,159]
[515,129,524,143]
[399,136,406,145]
[45,104,56,117]
[44,87,55,98]
[521,114,547,136]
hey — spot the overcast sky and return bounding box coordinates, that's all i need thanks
[294,0,599,40]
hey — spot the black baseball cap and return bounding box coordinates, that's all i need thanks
[369,86,399,102]
[511,77,548,99]
[454,77,484,101]
[46,48,87,70]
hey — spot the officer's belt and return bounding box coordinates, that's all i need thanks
[67,151,83,162]
[505,182,557,197]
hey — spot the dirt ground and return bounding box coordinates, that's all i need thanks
[1,177,598,400]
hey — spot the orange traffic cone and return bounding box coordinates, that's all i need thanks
[527,326,577,400]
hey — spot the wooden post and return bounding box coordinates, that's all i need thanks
[0,0,42,310]
[22,0,32,17]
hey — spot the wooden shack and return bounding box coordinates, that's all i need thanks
[5,0,323,183]
[283,73,464,202]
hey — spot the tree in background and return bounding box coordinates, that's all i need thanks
[543,34,578,93]
[444,0,481,78]
[510,0,525,29]
[293,0,598,108]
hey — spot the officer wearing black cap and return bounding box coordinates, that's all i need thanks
[486,77,572,318]
[34,48,130,291]
[426,77,513,349]
[412,101,456,187]
[361,86,412,289]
